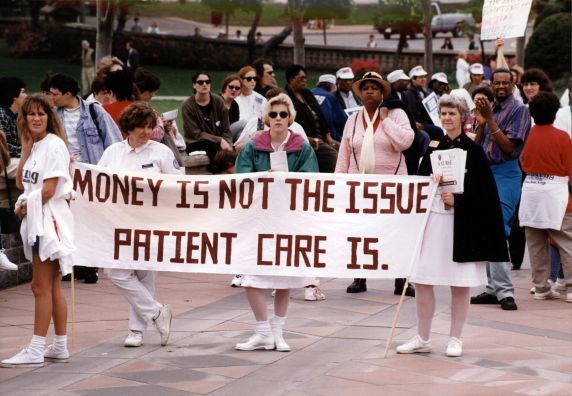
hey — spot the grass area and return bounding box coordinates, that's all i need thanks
[133,2,380,27]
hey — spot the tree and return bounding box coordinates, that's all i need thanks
[288,0,305,66]
[303,0,351,45]
[96,0,117,67]
[421,0,433,76]
[203,0,261,37]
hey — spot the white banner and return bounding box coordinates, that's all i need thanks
[70,163,436,279]
[480,0,533,40]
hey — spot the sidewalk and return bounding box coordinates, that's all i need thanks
[0,266,571,395]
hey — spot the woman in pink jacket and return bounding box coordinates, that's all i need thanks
[335,71,415,294]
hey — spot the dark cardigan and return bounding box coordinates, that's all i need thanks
[418,133,509,263]
[285,85,330,140]
[182,93,232,146]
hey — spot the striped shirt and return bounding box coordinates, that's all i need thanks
[480,94,531,164]
[0,107,20,157]
[63,106,82,161]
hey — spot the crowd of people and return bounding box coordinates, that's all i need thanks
[0,34,570,367]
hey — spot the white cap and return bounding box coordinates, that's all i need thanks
[336,67,354,80]
[431,72,448,84]
[409,65,428,78]
[318,74,336,85]
[387,69,410,84]
[469,63,484,75]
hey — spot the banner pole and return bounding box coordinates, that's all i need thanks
[383,277,410,358]
[70,268,76,347]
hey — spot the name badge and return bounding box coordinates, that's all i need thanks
[142,163,154,169]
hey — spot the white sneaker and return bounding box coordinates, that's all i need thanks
[0,250,17,271]
[396,335,432,354]
[124,331,143,347]
[235,333,275,351]
[231,275,243,287]
[446,337,463,357]
[530,286,535,294]
[43,345,69,362]
[272,329,291,352]
[304,286,326,301]
[534,290,561,300]
[154,305,172,346]
[554,279,566,292]
[566,292,572,303]
[1,348,44,367]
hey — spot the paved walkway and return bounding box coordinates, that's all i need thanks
[0,264,571,395]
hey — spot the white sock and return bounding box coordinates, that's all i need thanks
[53,335,68,351]
[255,320,272,337]
[271,316,287,331]
[29,335,46,357]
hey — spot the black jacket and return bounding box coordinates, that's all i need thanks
[418,133,509,263]
[335,90,362,110]
[285,85,330,140]
[405,84,433,125]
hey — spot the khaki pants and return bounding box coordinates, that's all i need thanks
[525,212,572,293]
[81,66,95,97]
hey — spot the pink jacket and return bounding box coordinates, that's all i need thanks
[335,108,414,175]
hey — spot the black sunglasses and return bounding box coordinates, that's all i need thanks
[196,79,211,85]
[227,85,241,91]
[243,76,256,82]
[265,70,275,75]
[268,111,289,119]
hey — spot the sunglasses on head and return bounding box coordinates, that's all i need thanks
[243,76,256,82]
[268,111,289,119]
[196,79,211,85]
[227,85,241,91]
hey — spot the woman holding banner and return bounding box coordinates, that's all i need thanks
[98,102,182,348]
[2,95,74,367]
[334,71,415,296]
[234,93,318,352]
[396,95,508,357]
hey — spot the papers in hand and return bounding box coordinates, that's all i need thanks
[270,151,288,172]
[430,148,467,193]
[162,109,178,121]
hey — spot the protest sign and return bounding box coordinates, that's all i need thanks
[70,163,436,279]
[480,0,533,40]
[422,92,442,128]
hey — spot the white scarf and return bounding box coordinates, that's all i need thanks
[359,108,379,174]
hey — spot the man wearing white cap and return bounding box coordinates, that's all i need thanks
[463,63,485,96]
[428,72,450,98]
[312,74,348,141]
[405,65,444,141]
[335,67,362,110]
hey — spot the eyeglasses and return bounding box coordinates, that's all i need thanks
[195,79,211,85]
[243,76,256,82]
[268,111,289,119]
[227,85,241,91]
[493,81,511,87]
[265,70,275,75]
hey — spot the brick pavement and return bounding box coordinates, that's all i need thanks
[0,265,571,395]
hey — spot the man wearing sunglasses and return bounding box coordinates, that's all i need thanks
[254,58,277,97]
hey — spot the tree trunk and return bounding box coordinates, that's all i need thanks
[247,9,263,63]
[422,0,433,77]
[289,0,305,66]
[516,36,525,67]
[322,19,327,45]
[96,0,116,67]
[261,24,293,59]
[225,11,229,38]
[394,34,407,69]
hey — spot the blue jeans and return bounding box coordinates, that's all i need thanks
[549,245,564,281]
[485,160,521,300]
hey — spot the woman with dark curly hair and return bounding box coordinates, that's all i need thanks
[520,68,554,105]
[98,102,182,348]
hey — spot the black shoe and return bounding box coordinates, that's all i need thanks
[470,292,499,305]
[61,274,71,281]
[347,278,366,293]
[404,285,415,297]
[84,271,98,284]
[511,263,522,270]
[500,297,518,311]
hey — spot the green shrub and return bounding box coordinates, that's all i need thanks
[525,13,571,81]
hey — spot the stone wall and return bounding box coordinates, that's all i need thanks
[0,232,31,290]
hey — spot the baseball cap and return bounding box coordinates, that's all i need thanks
[469,63,484,75]
[431,72,448,84]
[387,69,410,84]
[318,74,336,85]
[336,67,354,80]
[409,65,428,78]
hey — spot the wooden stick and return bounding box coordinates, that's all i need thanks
[70,268,75,348]
[383,277,410,358]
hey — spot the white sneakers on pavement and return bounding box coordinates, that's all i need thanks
[445,337,463,357]
[396,335,432,354]
[1,348,44,368]
[235,333,275,351]
[0,249,17,271]
[272,329,291,352]
[304,286,326,301]
[534,289,561,300]
[43,344,70,362]
[154,305,172,346]
[124,331,143,347]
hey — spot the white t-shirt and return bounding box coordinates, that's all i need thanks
[98,139,183,175]
[62,106,82,161]
[554,106,571,138]
[22,133,72,198]
[235,92,267,121]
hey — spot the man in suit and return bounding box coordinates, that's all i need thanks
[125,40,139,74]
[334,67,361,111]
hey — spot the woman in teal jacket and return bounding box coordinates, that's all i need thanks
[234,93,318,352]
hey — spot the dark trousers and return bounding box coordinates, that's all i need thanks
[314,139,338,173]
[187,140,222,162]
